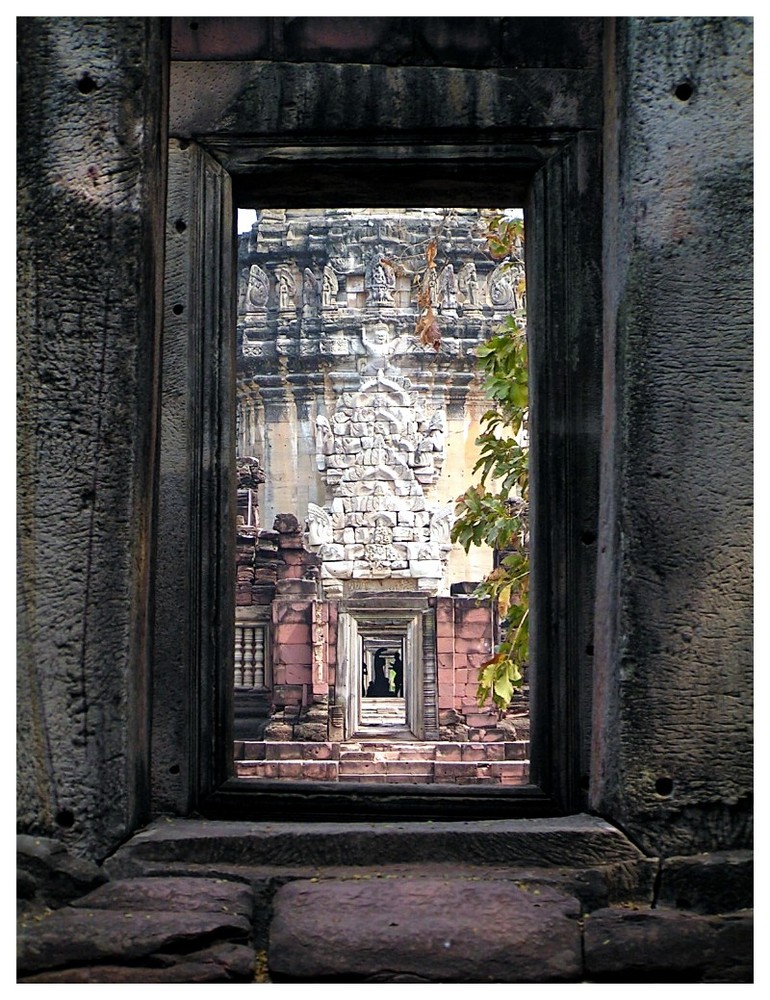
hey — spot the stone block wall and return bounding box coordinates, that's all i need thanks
[435,596,500,740]
[17,18,752,983]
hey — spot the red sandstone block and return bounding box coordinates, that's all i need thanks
[384,760,433,775]
[283,664,312,685]
[278,623,311,645]
[273,603,312,624]
[454,669,469,685]
[279,550,307,566]
[276,643,313,665]
[437,636,455,654]
[464,654,492,670]
[454,638,492,655]
[235,592,254,606]
[301,761,338,780]
[435,744,462,761]
[459,743,486,761]
[339,760,387,776]
[455,605,491,624]
[481,729,505,742]
[434,598,454,622]
[455,625,492,651]
[264,743,294,760]
[505,741,530,760]
[433,761,478,778]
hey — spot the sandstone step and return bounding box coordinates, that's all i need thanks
[103,816,650,871]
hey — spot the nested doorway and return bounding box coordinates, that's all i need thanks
[336,599,438,742]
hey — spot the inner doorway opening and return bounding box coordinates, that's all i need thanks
[232,206,529,786]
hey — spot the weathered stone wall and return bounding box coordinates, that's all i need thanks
[17,18,168,858]
[17,14,752,921]
[592,17,753,855]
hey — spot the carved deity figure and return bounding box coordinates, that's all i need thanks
[276,266,296,311]
[245,264,269,311]
[366,514,397,569]
[458,262,480,307]
[322,265,339,308]
[366,258,395,305]
[303,267,320,311]
[439,264,458,310]
[314,414,334,470]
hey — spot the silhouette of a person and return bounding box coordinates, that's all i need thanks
[393,652,404,698]
[368,647,390,697]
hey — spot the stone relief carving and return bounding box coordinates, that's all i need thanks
[366,257,396,305]
[303,267,321,316]
[488,260,520,310]
[439,264,458,311]
[245,264,269,311]
[306,502,334,547]
[307,367,453,590]
[458,262,481,309]
[321,265,338,309]
[275,264,297,311]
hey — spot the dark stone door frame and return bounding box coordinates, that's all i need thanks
[153,130,601,820]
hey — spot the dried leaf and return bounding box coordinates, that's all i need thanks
[420,316,441,351]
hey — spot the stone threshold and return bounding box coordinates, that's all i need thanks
[104,814,647,872]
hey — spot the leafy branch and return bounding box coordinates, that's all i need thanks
[451,216,528,713]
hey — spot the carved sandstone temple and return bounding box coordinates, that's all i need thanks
[232,208,529,781]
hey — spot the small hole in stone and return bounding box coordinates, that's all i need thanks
[178,139,190,151]
[579,775,590,790]
[655,777,674,797]
[56,809,75,828]
[172,304,184,316]
[581,530,597,545]
[77,74,97,95]
[169,764,180,775]
[175,219,187,234]
[189,21,199,30]
[585,643,594,657]
[674,81,694,102]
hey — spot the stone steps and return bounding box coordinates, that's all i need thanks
[19,822,751,984]
[234,738,530,784]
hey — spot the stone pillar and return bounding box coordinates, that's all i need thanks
[17,17,169,858]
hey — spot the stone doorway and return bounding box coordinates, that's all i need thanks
[360,637,407,733]
[232,206,530,784]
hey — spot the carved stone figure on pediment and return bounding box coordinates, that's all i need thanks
[303,267,320,314]
[458,261,481,309]
[365,512,397,569]
[315,415,334,471]
[322,265,339,309]
[366,258,395,305]
[439,264,458,311]
[421,263,440,308]
[429,503,454,547]
[275,265,297,311]
[246,263,269,312]
[306,503,334,547]
[488,261,516,309]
